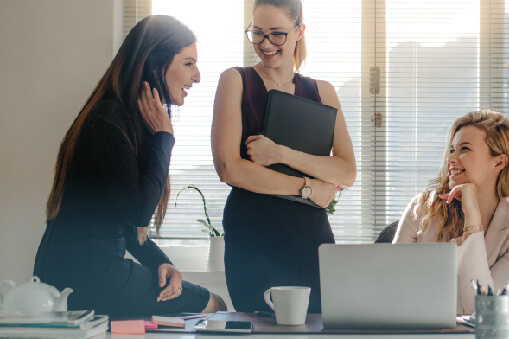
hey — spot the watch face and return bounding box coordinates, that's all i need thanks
[301,186,312,199]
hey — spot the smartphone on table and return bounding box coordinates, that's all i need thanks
[194,320,252,333]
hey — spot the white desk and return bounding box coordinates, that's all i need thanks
[105,312,474,338]
[107,334,474,338]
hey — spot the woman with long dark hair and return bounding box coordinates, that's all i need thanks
[34,15,226,316]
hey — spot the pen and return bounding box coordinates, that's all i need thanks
[194,318,207,327]
[477,280,482,296]
[487,285,493,296]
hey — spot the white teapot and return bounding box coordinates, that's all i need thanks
[0,276,73,314]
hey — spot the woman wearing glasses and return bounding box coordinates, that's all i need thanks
[212,0,356,312]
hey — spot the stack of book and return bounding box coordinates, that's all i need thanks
[0,310,108,338]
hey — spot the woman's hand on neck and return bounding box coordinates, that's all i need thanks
[440,183,481,225]
[439,182,499,240]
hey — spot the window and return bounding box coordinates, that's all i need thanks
[123,0,151,38]
[149,0,245,244]
[123,0,509,244]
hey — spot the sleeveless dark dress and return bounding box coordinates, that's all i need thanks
[223,67,335,313]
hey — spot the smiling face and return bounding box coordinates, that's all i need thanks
[165,43,200,106]
[447,125,501,189]
[251,4,303,69]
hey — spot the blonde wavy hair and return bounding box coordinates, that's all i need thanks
[253,0,307,72]
[418,110,509,241]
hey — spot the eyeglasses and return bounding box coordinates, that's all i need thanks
[245,23,301,47]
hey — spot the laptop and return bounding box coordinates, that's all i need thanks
[319,243,457,330]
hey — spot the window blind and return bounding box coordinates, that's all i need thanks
[123,0,151,38]
[121,0,509,244]
[381,0,508,240]
[299,0,507,242]
[149,0,245,243]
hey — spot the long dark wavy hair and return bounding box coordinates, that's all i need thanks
[46,15,196,244]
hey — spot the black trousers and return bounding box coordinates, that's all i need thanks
[34,223,210,317]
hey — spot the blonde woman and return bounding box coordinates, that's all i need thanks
[212,0,356,312]
[394,110,509,314]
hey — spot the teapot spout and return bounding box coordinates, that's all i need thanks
[53,287,73,312]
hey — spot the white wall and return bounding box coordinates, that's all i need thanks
[0,0,122,284]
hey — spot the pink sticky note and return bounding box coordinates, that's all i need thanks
[111,320,146,334]
[144,320,158,329]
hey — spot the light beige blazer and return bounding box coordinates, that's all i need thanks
[393,195,509,315]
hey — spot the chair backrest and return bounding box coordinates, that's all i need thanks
[374,221,398,243]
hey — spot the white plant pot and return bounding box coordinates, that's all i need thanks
[207,236,225,272]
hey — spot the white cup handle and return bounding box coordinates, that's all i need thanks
[0,280,16,306]
[264,289,275,311]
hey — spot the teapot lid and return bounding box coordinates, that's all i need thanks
[18,277,59,294]
[1,277,61,315]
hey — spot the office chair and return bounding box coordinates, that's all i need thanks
[374,220,399,243]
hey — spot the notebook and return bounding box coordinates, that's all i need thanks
[319,243,457,330]
[262,89,337,207]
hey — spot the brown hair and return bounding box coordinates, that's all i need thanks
[46,15,196,244]
[419,110,509,241]
[253,0,307,72]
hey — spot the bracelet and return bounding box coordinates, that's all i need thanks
[463,224,484,233]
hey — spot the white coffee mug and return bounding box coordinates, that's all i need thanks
[264,286,310,325]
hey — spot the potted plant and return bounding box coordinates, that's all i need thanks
[175,184,223,237]
[175,184,224,271]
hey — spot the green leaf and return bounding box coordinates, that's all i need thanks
[175,184,223,236]
[326,188,345,215]
[196,219,221,237]
[326,199,337,214]
[196,219,210,227]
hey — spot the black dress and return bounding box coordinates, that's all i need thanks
[33,98,210,317]
[223,67,335,313]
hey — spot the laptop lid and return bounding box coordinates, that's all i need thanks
[319,243,457,330]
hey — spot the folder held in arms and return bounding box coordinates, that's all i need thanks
[262,89,337,207]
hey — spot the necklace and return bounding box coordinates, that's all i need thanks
[258,71,294,87]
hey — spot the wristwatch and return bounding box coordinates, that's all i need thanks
[301,177,312,199]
